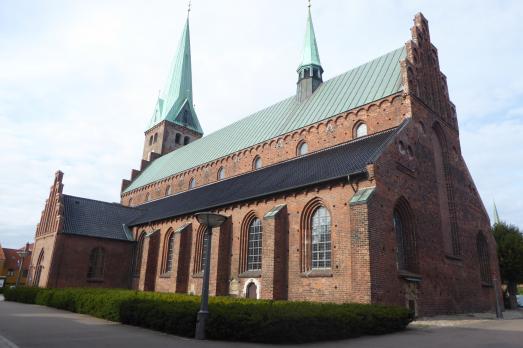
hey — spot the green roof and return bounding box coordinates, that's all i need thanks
[298,8,322,71]
[147,18,203,134]
[124,46,407,193]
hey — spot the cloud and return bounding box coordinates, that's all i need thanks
[0,0,522,247]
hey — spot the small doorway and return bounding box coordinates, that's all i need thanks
[246,282,257,299]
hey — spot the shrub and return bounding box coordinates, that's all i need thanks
[5,287,412,343]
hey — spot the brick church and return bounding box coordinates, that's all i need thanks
[28,8,500,316]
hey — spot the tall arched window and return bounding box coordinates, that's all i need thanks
[217,167,225,180]
[311,206,331,269]
[184,136,190,145]
[165,185,172,196]
[133,232,146,276]
[297,141,308,156]
[175,133,181,144]
[87,247,105,279]
[145,192,150,202]
[163,231,175,273]
[33,249,44,287]
[128,197,133,207]
[354,122,368,138]
[432,123,460,256]
[476,232,491,284]
[153,133,158,143]
[253,156,262,170]
[393,198,417,273]
[149,135,153,146]
[247,218,263,271]
[188,178,196,189]
[193,226,207,274]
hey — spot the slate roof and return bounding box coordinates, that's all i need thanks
[61,195,143,241]
[127,125,401,226]
[124,46,407,193]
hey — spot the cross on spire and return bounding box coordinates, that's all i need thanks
[308,0,311,9]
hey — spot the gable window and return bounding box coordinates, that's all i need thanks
[87,247,105,280]
[393,198,418,273]
[476,231,492,285]
[153,133,158,143]
[253,156,262,170]
[247,218,263,271]
[189,178,196,189]
[184,136,190,145]
[163,231,175,273]
[354,122,368,138]
[297,141,308,156]
[311,206,331,269]
[217,167,225,180]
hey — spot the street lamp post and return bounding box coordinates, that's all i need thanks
[16,244,30,287]
[194,212,228,340]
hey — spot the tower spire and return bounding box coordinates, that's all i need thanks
[147,14,203,134]
[493,201,501,225]
[296,2,323,102]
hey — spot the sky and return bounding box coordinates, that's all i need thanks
[0,0,522,248]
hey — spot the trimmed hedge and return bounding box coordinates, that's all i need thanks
[4,287,412,343]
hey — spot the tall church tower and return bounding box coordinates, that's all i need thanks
[296,3,324,102]
[142,14,203,161]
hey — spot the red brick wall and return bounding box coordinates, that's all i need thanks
[49,234,133,289]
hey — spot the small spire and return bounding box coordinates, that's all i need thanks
[493,201,501,225]
[187,0,191,15]
[308,0,311,9]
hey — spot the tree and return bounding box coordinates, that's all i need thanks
[492,222,523,309]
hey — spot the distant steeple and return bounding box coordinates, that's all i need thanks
[296,2,323,102]
[493,201,501,225]
[147,14,203,135]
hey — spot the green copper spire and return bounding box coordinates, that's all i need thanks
[493,201,501,225]
[296,2,324,102]
[147,16,203,134]
[298,5,322,72]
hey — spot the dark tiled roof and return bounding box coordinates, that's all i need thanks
[62,195,143,241]
[128,125,401,226]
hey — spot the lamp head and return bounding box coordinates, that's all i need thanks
[195,212,228,228]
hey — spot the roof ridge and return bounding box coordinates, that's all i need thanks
[62,194,143,211]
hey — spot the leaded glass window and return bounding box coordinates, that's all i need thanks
[165,233,175,272]
[247,218,263,271]
[311,207,331,269]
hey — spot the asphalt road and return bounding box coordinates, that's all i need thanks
[1,297,523,348]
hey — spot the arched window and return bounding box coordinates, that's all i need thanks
[247,218,262,271]
[184,136,190,145]
[149,135,153,146]
[153,133,158,143]
[87,247,105,279]
[217,167,225,180]
[33,249,44,287]
[476,232,491,284]
[193,226,207,274]
[246,282,257,299]
[253,156,262,170]
[133,232,146,276]
[163,231,175,273]
[128,197,133,207]
[311,206,331,269]
[165,185,172,196]
[393,198,417,273]
[354,122,368,138]
[297,141,308,156]
[188,178,196,189]
[175,133,181,144]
